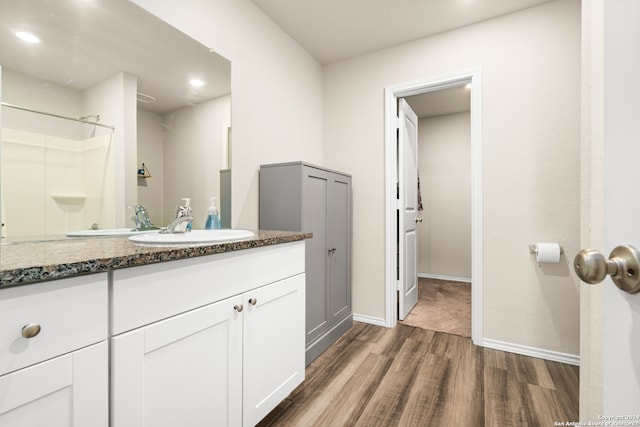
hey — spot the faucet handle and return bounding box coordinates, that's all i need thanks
[127,204,158,231]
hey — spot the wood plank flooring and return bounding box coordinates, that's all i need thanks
[258,322,579,427]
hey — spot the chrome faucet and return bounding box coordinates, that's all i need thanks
[128,204,160,231]
[164,215,194,233]
[162,198,193,233]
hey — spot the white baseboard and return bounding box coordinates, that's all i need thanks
[355,315,579,366]
[482,338,580,366]
[419,273,471,283]
[353,313,388,327]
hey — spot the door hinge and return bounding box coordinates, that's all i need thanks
[396,280,402,291]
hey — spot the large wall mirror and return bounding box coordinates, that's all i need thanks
[0,0,231,242]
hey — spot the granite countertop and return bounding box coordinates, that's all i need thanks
[0,230,311,288]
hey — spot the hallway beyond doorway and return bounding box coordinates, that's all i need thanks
[399,277,471,337]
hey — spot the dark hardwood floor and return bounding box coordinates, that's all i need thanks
[258,322,579,427]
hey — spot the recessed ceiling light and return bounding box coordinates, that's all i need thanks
[189,79,205,87]
[15,31,40,44]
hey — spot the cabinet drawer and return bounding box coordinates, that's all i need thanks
[112,242,305,335]
[0,274,108,376]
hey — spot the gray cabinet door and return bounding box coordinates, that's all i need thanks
[328,175,351,325]
[302,169,330,345]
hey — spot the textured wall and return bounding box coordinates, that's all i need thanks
[417,113,471,280]
[323,0,581,355]
[131,0,324,230]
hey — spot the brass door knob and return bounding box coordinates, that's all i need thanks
[22,323,42,339]
[574,245,640,293]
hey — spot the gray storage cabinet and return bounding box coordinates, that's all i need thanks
[259,162,352,365]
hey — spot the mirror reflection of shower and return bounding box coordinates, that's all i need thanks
[1,102,115,240]
[78,114,103,138]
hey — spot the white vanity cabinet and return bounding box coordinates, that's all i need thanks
[0,274,109,427]
[110,242,306,427]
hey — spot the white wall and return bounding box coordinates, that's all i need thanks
[1,68,83,119]
[324,0,581,355]
[132,0,581,356]
[417,113,471,280]
[83,72,135,229]
[137,108,165,226]
[162,95,231,227]
[1,69,84,139]
[131,0,324,229]
[84,72,137,228]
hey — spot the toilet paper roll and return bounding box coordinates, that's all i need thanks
[535,243,561,263]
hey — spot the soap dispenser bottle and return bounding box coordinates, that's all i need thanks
[204,197,222,229]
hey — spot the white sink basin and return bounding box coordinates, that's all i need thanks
[67,228,160,237]
[128,229,254,245]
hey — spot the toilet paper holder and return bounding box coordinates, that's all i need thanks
[528,244,564,255]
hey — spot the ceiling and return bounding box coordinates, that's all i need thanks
[0,0,551,117]
[406,85,470,119]
[251,0,551,118]
[0,0,230,115]
[252,0,553,65]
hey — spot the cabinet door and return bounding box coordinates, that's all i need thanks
[328,174,352,323]
[303,169,330,345]
[243,273,305,427]
[111,296,243,427]
[0,341,108,427]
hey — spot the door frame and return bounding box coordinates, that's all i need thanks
[383,67,483,346]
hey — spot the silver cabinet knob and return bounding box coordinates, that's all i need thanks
[234,304,244,312]
[574,245,640,293]
[248,298,257,306]
[416,217,423,223]
[21,323,42,339]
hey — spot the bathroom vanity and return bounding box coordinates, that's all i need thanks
[0,230,310,427]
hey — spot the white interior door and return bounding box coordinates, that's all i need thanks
[398,98,419,320]
[601,0,640,412]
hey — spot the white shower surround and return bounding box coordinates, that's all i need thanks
[1,128,114,236]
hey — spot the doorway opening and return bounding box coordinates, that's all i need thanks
[399,87,471,336]
[384,68,483,346]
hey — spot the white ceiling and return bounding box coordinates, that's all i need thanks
[252,0,553,65]
[0,0,551,118]
[406,85,471,119]
[0,0,230,115]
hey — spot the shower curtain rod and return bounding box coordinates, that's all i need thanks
[1,102,115,130]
